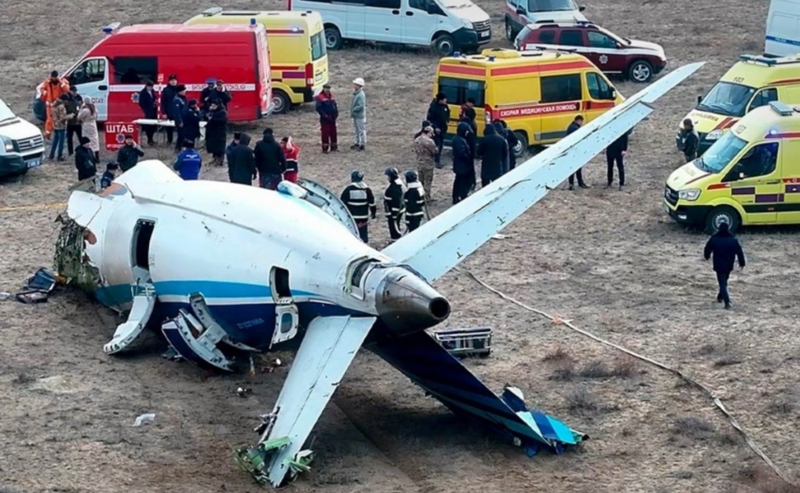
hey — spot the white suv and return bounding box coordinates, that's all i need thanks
[0,98,45,178]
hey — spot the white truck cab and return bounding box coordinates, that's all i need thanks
[765,0,800,57]
[289,0,492,56]
[0,98,45,178]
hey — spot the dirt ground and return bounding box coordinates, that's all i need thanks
[1,0,800,492]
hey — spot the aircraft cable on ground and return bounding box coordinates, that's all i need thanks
[454,265,796,487]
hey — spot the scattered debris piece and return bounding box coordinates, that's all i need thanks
[15,291,48,304]
[161,347,182,361]
[31,375,89,394]
[14,268,62,304]
[274,358,281,367]
[433,327,492,358]
[133,413,156,427]
[237,387,253,398]
[0,291,11,301]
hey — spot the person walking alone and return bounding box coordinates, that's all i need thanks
[703,222,746,309]
[316,84,339,153]
[606,131,628,190]
[566,115,589,190]
[681,118,699,163]
[413,121,437,197]
[350,78,367,151]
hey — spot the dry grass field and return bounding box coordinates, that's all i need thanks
[1,0,800,492]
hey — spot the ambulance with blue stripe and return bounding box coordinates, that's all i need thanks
[665,101,800,233]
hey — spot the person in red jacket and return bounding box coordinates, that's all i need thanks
[280,136,300,183]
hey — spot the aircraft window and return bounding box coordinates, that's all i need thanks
[272,267,291,298]
[279,313,294,333]
[133,220,155,270]
[349,258,378,288]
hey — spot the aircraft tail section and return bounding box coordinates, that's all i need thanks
[365,331,585,455]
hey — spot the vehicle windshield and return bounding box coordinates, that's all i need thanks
[0,99,16,123]
[694,131,747,173]
[696,81,756,117]
[527,0,578,12]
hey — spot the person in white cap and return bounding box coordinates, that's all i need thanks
[350,77,367,151]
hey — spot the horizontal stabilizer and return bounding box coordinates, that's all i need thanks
[366,331,585,453]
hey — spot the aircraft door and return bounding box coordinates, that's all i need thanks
[270,266,300,346]
[131,219,156,287]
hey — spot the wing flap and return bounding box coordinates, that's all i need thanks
[263,315,376,486]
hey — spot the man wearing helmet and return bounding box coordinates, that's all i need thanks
[341,170,377,243]
[403,170,426,233]
[383,167,406,242]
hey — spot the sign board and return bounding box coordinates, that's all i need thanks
[104,122,139,151]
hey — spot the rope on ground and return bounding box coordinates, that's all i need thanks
[455,266,795,486]
[0,202,67,213]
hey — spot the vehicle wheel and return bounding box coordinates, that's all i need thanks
[705,206,740,234]
[324,26,343,50]
[505,21,515,43]
[628,60,654,83]
[272,90,291,115]
[513,131,528,159]
[433,34,456,57]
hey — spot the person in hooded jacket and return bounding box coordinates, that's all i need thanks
[226,132,241,182]
[451,121,474,204]
[280,136,300,183]
[426,93,450,168]
[181,100,202,147]
[494,120,519,170]
[383,167,406,241]
[703,222,746,309]
[204,100,228,167]
[75,137,97,181]
[173,140,202,180]
[229,133,256,185]
[341,170,377,243]
[254,128,286,189]
[477,124,508,187]
[404,170,426,233]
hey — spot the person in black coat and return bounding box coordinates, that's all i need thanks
[494,120,519,170]
[181,100,202,148]
[229,133,256,185]
[703,222,746,309]
[426,93,450,168]
[566,115,589,190]
[459,114,477,191]
[169,85,188,151]
[204,101,228,167]
[254,128,286,190]
[75,137,97,181]
[477,124,508,187]
[161,75,179,145]
[116,135,145,172]
[606,131,629,190]
[138,81,158,145]
[452,121,474,204]
[226,132,241,182]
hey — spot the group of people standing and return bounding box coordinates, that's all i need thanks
[224,128,300,189]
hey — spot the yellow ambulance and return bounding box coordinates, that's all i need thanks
[676,54,800,155]
[435,48,623,156]
[665,101,800,233]
[185,8,329,113]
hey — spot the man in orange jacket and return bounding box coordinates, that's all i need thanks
[40,71,70,139]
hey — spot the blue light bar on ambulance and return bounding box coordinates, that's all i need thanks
[102,22,121,35]
[739,54,777,66]
[769,101,794,116]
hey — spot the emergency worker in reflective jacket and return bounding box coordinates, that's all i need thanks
[383,167,406,242]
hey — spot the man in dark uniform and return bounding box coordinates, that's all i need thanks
[566,115,589,190]
[606,130,629,190]
[383,167,406,242]
[138,81,158,145]
[161,74,179,145]
[403,170,426,233]
[229,133,256,185]
[426,92,450,168]
[682,118,700,162]
[703,221,746,309]
[341,170,377,243]
[200,78,216,110]
[169,85,188,151]
[477,125,508,187]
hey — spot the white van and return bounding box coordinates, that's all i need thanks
[765,0,800,57]
[289,0,492,56]
[0,98,45,178]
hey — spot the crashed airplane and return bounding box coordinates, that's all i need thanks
[52,61,703,487]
